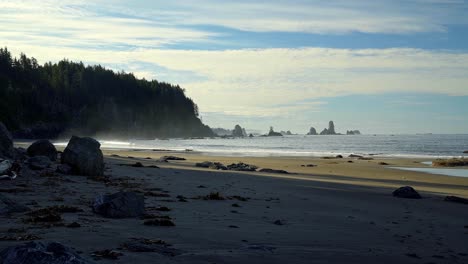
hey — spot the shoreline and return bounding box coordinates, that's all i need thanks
[3,143,468,263]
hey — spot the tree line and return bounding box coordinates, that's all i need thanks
[0,47,214,139]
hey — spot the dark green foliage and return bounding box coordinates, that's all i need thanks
[0,48,213,139]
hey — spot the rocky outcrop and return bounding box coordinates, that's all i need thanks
[227,162,258,171]
[392,186,421,199]
[0,241,95,264]
[267,127,283,137]
[61,136,104,176]
[93,192,145,218]
[307,127,317,135]
[196,161,227,170]
[158,156,186,162]
[0,122,14,159]
[27,139,58,161]
[232,125,245,137]
[320,121,337,135]
[26,156,52,170]
[346,130,361,135]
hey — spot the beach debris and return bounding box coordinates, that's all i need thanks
[464,150,468,154]
[66,222,81,228]
[358,157,374,160]
[121,238,182,256]
[227,162,258,171]
[347,160,354,163]
[243,244,276,253]
[432,158,468,167]
[147,165,160,168]
[0,122,14,159]
[0,234,41,241]
[232,203,241,207]
[349,154,363,158]
[229,225,239,228]
[405,253,422,259]
[176,195,188,202]
[197,185,207,188]
[201,192,225,200]
[444,196,468,205]
[61,136,104,176]
[0,241,95,264]
[0,193,30,215]
[110,154,120,157]
[27,139,58,161]
[91,249,123,260]
[392,186,422,199]
[93,191,145,218]
[131,162,144,167]
[378,162,390,165]
[229,195,249,201]
[155,206,171,211]
[258,168,289,174]
[143,219,175,226]
[24,205,82,223]
[273,220,285,225]
[195,161,227,170]
[26,156,52,170]
[158,156,186,162]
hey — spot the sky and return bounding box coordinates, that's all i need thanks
[1,0,468,134]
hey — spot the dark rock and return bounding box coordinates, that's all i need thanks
[66,222,81,228]
[143,219,175,226]
[320,121,337,135]
[358,157,374,160]
[0,122,14,159]
[195,161,227,170]
[27,140,58,161]
[378,162,389,165]
[336,155,343,158]
[267,127,283,137]
[346,130,361,135]
[14,147,27,160]
[158,156,186,162]
[232,124,245,137]
[61,136,104,176]
[307,127,317,135]
[0,193,30,215]
[258,168,289,174]
[349,154,363,158]
[464,150,468,154]
[26,156,52,170]
[131,162,144,167]
[0,241,94,264]
[444,196,468,204]
[93,192,145,218]
[57,164,72,174]
[273,220,285,225]
[392,186,422,199]
[227,162,258,171]
[91,249,123,260]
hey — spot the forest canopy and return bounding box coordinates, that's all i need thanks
[0,47,214,139]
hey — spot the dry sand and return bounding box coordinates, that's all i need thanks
[1,148,468,263]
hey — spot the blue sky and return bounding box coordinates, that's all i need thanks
[1,0,468,134]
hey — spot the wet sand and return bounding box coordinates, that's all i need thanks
[1,148,468,263]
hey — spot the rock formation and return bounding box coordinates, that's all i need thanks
[232,125,245,137]
[93,192,145,218]
[392,186,421,199]
[267,127,283,137]
[0,122,14,159]
[27,139,58,161]
[346,130,361,135]
[61,136,104,176]
[307,127,317,135]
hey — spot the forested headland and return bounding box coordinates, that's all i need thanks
[0,48,214,139]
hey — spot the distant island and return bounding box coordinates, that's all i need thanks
[308,121,361,135]
[0,48,214,139]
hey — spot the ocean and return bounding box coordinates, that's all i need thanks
[56,134,468,159]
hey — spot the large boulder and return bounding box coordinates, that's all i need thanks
[26,156,52,170]
[0,122,14,159]
[92,192,145,218]
[0,193,30,215]
[61,136,104,176]
[392,186,422,199]
[0,241,94,264]
[27,139,57,161]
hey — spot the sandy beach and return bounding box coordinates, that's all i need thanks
[1,148,468,263]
